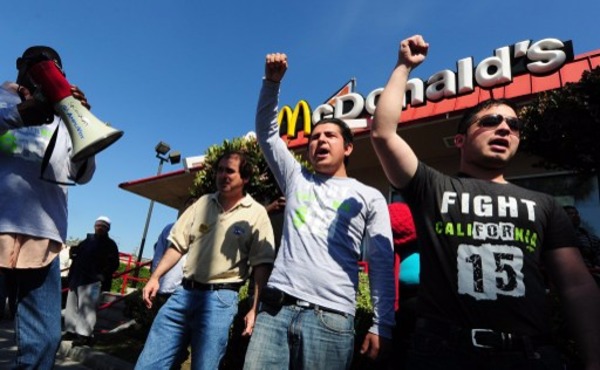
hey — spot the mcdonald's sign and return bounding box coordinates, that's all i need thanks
[277,100,312,138]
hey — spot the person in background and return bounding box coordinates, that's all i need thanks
[59,244,73,308]
[564,205,600,284]
[0,45,96,369]
[563,205,600,267]
[136,151,275,369]
[150,195,198,311]
[387,202,419,370]
[63,216,119,346]
[370,34,600,369]
[264,196,286,252]
[244,52,395,370]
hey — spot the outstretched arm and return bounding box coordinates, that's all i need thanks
[371,35,429,189]
[142,246,183,309]
[256,53,301,192]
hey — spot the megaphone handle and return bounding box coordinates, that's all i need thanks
[28,61,72,103]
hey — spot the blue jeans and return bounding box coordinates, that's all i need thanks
[135,286,239,370]
[244,302,355,370]
[4,258,61,370]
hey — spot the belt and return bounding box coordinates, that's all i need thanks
[281,292,348,317]
[181,279,242,291]
[416,318,551,351]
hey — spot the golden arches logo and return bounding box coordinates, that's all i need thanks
[277,100,312,138]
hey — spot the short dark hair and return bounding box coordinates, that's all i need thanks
[216,150,254,181]
[457,99,519,134]
[17,46,62,70]
[311,117,354,146]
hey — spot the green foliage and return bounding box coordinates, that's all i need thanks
[356,271,373,312]
[65,237,82,247]
[355,271,374,332]
[111,262,151,293]
[353,272,375,365]
[191,135,311,203]
[520,66,600,173]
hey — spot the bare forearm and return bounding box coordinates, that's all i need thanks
[372,64,412,139]
[560,278,600,367]
[251,264,272,311]
[371,63,419,188]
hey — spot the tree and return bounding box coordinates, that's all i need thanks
[520,66,600,174]
[65,237,83,247]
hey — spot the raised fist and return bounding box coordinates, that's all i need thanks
[398,35,429,70]
[265,53,288,83]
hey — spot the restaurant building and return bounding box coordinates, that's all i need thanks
[120,37,600,233]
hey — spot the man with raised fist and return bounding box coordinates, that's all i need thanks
[370,35,600,370]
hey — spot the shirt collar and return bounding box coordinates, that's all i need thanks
[209,192,253,211]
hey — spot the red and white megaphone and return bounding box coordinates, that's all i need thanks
[27,60,123,162]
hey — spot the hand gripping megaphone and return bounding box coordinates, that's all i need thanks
[27,60,123,162]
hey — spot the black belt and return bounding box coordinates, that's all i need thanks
[416,318,551,351]
[281,292,348,317]
[182,279,242,291]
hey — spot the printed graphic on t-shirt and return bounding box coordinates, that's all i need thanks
[438,191,539,301]
[0,127,52,162]
[292,183,359,237]
[457,243,525,300]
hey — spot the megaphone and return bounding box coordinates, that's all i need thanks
[54,95,123,162]
[27,60,123,162]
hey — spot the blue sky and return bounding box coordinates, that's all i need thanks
[2,1,599,258]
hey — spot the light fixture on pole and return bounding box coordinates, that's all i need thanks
[134,141,181,283]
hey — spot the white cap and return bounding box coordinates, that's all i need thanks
[95,216,111,229]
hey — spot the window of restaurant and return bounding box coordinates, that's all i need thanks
[511,172,600,234]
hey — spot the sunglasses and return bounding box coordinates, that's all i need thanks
[474,114,522,133]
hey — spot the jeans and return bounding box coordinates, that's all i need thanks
[135,286,239,370]
[4,258,61,370]
[244,302,355,370]
[406,328,564,370]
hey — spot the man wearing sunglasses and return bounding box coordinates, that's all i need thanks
[0,46,96,369]
[370,35,600,369]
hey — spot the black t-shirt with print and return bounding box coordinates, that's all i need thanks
[402,163,576,336]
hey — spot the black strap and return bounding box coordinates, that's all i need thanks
[39,119,85,186]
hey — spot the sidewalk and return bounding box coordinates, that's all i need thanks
[0,318,134,370]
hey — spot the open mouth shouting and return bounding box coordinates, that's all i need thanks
[314,146,330,160]
[488,137,510,152]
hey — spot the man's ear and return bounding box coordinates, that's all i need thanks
[454,134,465,149]
[344,142,354,157]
